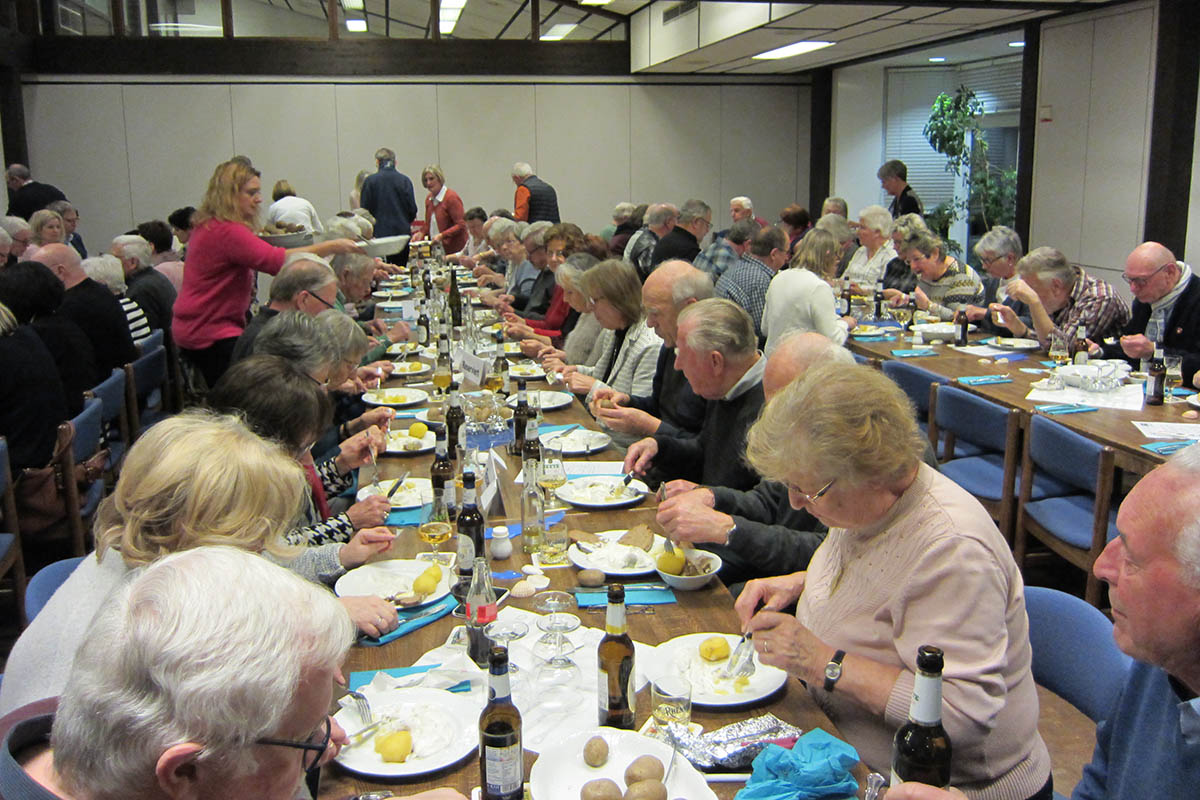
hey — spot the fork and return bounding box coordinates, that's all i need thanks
[346,689,373,726]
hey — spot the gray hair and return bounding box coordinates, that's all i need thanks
[877,159,907,181]
[0,301,16,336]
[488,217,520,246]
[270,254,337,303]
[772,329,856,369]
[857,205,893,237]
[0,216,31,238]
[678,199,712,226]
[331,252,375,281]
[0,228,10,249]
[749,225,788,258]
[646,203,678,228]
[815,212,853,244]
[893,213,928,241]
[253,311,339,376]
[613,202,635,222]
[511,162,533,179]
[82,254,127,293]
[324,215,363,240]
[1017,246,1075,286]
[821,197,849,217]
[670,268,714,307]
[52,546,354,798]
[316,308,369,361]
[677,298,756,359]
[1167,444,1200,586]
[556,252,600,290]
[974,225,1024,260]
[374,147,396,163]
[5,164,30,181]
[523,220,553,248]
[725,218,760,247]
[46,199,75,217]
[730,196,753,211]
[111,234,153,269]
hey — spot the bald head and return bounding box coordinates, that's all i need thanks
[1124,241,1181,304]
[643,260,713,347]
[30,243,85,289]
[763,332,855,400]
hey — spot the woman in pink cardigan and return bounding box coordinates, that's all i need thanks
[172,158,360,388]
[735,362,1052,800]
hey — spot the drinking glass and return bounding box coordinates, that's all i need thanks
[417,495,455,566]
[539,521,569,566]
[538,440,567,509]
[650,674,692,734]
[1165,355,1184,402]
[1048,333,1070,367]
[484,620,529,673]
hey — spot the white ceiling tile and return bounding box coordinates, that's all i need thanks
[768,4,901,30]
[923,8,1036,25]
[877,7,950,21]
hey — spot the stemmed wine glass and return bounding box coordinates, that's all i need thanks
[531,591,582,709]
[1165,355,1185,403]
[484,620,529,673]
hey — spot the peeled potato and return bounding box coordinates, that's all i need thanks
[624,754,665,786]
[412,573,438,596]
[583,735,609,767]
[622,779,667,800]
[581,778,623,800]
[656,550,686,575]
[421,564,442,581]
[374,730,412,763]
[408,422,429,438]
[699,636,730,662]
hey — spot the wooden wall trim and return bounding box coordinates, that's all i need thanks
[1014,19,1039,250]
[26,37,632,76]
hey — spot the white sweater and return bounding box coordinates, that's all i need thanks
[762,268,848,354]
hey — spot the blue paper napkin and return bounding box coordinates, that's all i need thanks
[1171,387,1197,397]
[735,730,859,800]
[891,348,936,358]
[957,375,1013,385]
[851,335,894,342]
[1141,440,1197,456]
[348,663,472,693]
[573,588,677,607]
[991,352,1028,363]
[539,424,577,435]
[359,594,458,647]
[1039,360,1058,367]
[386,503,429,527]
[1036,404,1099,415]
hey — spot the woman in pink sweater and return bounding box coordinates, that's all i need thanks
[736,362,1052,800]
[172,158,361,387]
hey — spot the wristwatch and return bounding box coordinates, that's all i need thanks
[823,650,846,692]
[723,520,737,546]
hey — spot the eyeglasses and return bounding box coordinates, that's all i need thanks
[1122,261,1172,287]
[257,717,330,771]
[306,290,337,310]
[786,477,836,505]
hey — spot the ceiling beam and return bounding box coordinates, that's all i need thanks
[497,0,529,38]
[547,0,624,22]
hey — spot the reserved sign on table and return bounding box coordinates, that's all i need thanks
[460,351,490,389]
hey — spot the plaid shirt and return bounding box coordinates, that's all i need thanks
[1042,266,1131,346]
[715,254,775,338]
[694,238,740,280]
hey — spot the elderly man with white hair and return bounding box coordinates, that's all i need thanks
[0,216,32,265]
[624,298,765,491]
[231,253,341,363]
[727,196,769,230]
[601,201,636,242]
[30,243,137,374]
[840,205,898,291]
[0,546,466,800]
[111,233,176,331]
[511,161,560,224]
[886,444,1200,800]
[82,254,152,346]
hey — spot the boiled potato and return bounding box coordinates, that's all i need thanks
[655,550,686,575]
[698,636,731,662]
[408,422,429,438]
[374,730,412,763]
[412,573,438,596]
[583,735,609,767]
[623,754,665,786]
[623,779,667,800]
[421,564,442,581]
[580,778,623,800]
[577,568,606,587]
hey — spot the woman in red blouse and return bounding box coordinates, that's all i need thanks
[417,164,467,254]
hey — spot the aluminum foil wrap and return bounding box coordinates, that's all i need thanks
[665,714,803,770]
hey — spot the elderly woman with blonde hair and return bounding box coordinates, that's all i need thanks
[0,411,397,717]
[761,228,855,353]
[883,229,984,320]
[735,363,1052,800]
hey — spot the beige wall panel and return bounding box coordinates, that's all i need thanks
[718,84,798,227]
[629,84,722,210]
[830,64,885,216]
[230,83,342,223]
[534,84,632,232]
[435,84,537,216]
[123,84,234,226]
[23,83,132,251]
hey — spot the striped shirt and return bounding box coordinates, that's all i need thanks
[118,295,152,347]
[1042,266,1131,347]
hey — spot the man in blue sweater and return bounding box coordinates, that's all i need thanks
[888,447,1200,800]
[360,147,417,264]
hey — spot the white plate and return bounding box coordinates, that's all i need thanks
[334,559,451,604]
[363,388,430,407]
[361,234,410,259]
[333,687,476,778]
[357,477,433,509]
[1186,393,1200,409]
[850,324,887,336]
[912,322,976,341]
[508,363,547,380]
[386,341,424,356]
[566,528,662,576]
[414,406,446,428]
[507,391,573,411]
[386,430,436,454]
[390,360,432,377]
[653,632,789,707]
[481,322,503,334]
[529,727,717,800]
[372,288,413,300]
[503,341,523,355]
[993,337,1041,351]
[558,477,649,512]
[541,428,611,455]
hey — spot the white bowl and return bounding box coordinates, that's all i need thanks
[361,234,410,258]
[655,550,722,591]
[259,231,312,247]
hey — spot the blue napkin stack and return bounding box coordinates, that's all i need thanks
[735,729,860,800]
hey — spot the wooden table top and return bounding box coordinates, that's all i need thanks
[846,331,1195,474]
[319,356,864,799]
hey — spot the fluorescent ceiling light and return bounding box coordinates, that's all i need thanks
[752,41,835,60]
[343,0,364,9]
[1008,41,1025,48]
[346,18,367,31]
[928,56,946,63]
[540,23,576,40]
[439,0,466,34]
[579,0,612,5]
[148,22,222,32]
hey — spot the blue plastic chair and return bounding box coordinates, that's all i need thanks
[881,360,983,459]
[1015,414,1117,607]
[84,368,129,474]
[140,328,164,353]
[1025,586,1131,722]
[58,397,105,556]
[24,556,85,625]
[125,344,169,439]
[0,438,29,626]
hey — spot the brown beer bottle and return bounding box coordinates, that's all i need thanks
[597,584,636,729]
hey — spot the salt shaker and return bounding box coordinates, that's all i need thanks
[490,525,512,560]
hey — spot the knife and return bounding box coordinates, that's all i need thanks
[386,470,412,499]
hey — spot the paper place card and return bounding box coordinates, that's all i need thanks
[1132,421,1200,440]
[1026,383,1145,411]
[460,351,490,389]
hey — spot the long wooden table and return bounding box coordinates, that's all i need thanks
[318,351,864,799]
[846,331,1193,475]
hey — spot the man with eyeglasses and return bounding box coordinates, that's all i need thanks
[1098,242,1200,386]
[232,253,341,364]
[650,198,711,269]
[0,547,466,800]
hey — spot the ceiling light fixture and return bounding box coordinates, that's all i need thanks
[1008,41,1025,48]
[440,0,467,34]
[752,40,835,60]
[579,0,612,5]
[928,56,946,63]
[147,22,222,32]
[540,23,577,40]
[344,0,364,9]
[345,18,367,32]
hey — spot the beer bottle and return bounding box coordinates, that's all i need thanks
[445,382,466,459]
[597,584,637,729]
[1070,326,1089,366]
[416,300,431,347]
[873,276,885,321]
[509,379,531,456]
[422,267,434,300]
[458,470,486,560]
[842,282,854,316]
[465,557,497,668]
[891,645,952,788]
[1147,345,1166,406]
[479,646,523,800]
[954,309,969,347]
[449,269,464,328]
[430,426,454,496]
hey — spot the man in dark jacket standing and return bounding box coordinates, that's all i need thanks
[6,164,67,221]
[511,162,560,224]
[360,148,417,264]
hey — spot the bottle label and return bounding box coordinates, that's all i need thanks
[908,672,943,725]
[606,604,627,635]
[597,668,609,710]
[483,742,523,794]
[457,533,475,564]
[418,327,428,344]
[489,673,511,702]
[466,601,498,625]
